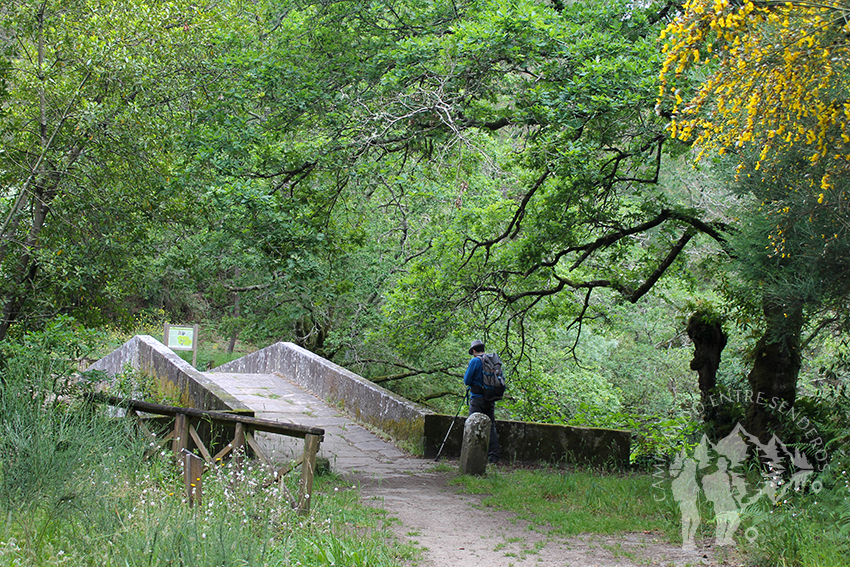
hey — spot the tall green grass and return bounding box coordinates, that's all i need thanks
[737,457,850,567]
[0,333,415,567]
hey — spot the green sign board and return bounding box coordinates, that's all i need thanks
[164,324,199,368]
[166,326,195,349]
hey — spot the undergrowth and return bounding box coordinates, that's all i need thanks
[737,454,850,567]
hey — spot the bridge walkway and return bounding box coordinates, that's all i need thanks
[201,371,431,479]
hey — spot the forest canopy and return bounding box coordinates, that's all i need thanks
[1,0,848,448]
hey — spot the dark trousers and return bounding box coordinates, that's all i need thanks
[469,396,500,462]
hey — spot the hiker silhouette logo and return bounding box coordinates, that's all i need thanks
[669,423,817,549]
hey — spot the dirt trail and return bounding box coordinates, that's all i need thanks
[355,467,741,567]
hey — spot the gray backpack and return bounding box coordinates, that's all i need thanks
[478,352,506,401]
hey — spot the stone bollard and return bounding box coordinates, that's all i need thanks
[460,412,491,475]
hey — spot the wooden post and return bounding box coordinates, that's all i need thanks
[172,413,189,457]
[191,324,198,368]
[233,422,246,470]
[297,433,320,515]
[183,450,204,507]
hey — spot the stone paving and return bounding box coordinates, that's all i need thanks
[202,371,432,479]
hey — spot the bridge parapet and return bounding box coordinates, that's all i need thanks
[213,342,432,449]
[213,342,631,466]
[423,414,630,466]
[88,335,252,415]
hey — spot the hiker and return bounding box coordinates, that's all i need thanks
[464,339,500,463]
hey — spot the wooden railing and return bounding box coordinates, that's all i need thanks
[88,393,324,514]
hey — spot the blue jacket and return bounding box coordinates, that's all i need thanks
[463,355,483,398]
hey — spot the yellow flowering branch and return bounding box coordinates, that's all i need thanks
[658,0,850,178]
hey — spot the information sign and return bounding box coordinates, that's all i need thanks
[164,324,199,367]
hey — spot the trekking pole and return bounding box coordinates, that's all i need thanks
[434,391,467,462]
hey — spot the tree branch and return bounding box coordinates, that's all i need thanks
[461,169,550,267]
[223,273,280,293]
[357,360,462,384]
[479,226,698,305]
[416,391,460,402]
[801,316,841,351]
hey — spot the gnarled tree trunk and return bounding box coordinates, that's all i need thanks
[687,310,727,435]
[745,298,804,441]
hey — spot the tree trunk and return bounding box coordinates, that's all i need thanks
[0,7,63,341]
[0,185,51,342]
[294,315,326,354]
[745,298,804,441]
[227,327,240,355]
[687,310,727,434]
[227,269,241,354]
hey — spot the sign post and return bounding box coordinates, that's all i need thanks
[164,324,199,368]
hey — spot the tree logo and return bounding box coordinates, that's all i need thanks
[669,423,818,549]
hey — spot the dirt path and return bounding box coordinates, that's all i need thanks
[354,467,741,567]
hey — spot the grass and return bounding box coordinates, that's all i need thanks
[1,459,417,566]
[448,461,850,567]
[451,465,680,540]
[735,462,850,567]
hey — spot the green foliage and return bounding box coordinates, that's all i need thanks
[379,0,671,349]
[0,315,104,373]
[685,300,725,329]
[727,152,850,302]
[501,366,622,425]
[0,0,240,336]
[740,456,850,567]
[569,407,702,466]
[770,386,850,470]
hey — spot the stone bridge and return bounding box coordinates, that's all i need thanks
[89,335,630,475]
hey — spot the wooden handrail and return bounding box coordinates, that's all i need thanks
[87,393,325,438]
[86,392,324,514]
